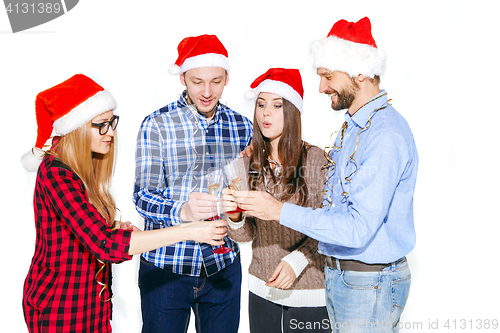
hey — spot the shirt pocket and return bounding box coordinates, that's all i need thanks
[27,267,60,314]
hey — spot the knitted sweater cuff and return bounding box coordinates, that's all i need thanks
[282,250,309,278]
[227,216,246,230]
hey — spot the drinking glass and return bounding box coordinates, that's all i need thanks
[206,167,232,254]
[222,157,248,213]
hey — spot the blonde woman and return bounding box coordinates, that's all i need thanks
[21,74,227,333]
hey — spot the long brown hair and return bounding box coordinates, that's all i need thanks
[249,98,308,205]
[52,121,117,225]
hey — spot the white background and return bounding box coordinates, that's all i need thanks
[1,0,499,332]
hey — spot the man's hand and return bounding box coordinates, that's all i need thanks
[239,143,253,158]
[266,261,296,289]
[180,192,218,221]
[231,190,283,221]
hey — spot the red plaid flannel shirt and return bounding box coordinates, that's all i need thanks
[23,155,132,333]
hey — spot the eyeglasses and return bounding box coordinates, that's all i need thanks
[91,115,119,135]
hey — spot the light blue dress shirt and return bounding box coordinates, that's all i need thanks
[280,90,418,264]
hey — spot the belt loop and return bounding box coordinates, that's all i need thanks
[336,258,341,274]
[391,261,396,272]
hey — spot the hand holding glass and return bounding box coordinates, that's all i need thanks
[206,167,232,254]
[222,158,248,214]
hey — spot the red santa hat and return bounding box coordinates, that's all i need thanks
[168,34,230,75]
[21,74,117,171]
[309,17,386,78]
[245,68,304,114]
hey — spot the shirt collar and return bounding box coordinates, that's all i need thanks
[345,89,388,128]
[178,90,221,126]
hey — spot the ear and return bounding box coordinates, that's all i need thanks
[180,74,187,87]
[224,72,230,86]
[357,74,367,82]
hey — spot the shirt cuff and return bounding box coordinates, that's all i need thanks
[102,228,133,262]
[281,250,309,278]
[172,200,187,225]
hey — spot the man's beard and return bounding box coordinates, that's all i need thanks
[327,80,359,111]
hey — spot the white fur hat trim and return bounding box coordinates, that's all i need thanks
[53,90,116,136]
[246,79,303,114]
[309,35,386,78]
[169,53,230,75]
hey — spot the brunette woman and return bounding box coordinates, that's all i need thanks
[21,74,227,333]
[224,68,330,332]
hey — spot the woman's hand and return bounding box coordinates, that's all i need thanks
[266,261,296,290]
[231,190,283,221]
[182,219,228,246]
[221,188,243,222]
[118,221,141,231]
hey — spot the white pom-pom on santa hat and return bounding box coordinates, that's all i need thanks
[244,89,257,101]
[20,148,45,172]
[168,64,182,75]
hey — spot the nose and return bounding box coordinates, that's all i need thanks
[319,77,329,94]
[106,126,115,137]
[202,84,212,98]
[262,104,271,117]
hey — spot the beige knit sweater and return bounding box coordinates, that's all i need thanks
[227,145,327,307]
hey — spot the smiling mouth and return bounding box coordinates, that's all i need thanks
[325,91,337,100]
[200,98,213,106]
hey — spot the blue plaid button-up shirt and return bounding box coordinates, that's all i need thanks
[133,91,253,276]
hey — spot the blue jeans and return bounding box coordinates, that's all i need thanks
[324,257,411,333]
[139,255,242,333]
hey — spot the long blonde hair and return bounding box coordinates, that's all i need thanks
[52,121,117,226]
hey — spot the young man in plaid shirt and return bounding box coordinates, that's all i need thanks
[133,34,253,333]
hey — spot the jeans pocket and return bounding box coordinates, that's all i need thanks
[389,273,411,325]
[324,266,335,294]
[340,270,380,290]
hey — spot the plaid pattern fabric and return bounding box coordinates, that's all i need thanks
[133,91,253,276]
[22,155,132,333]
